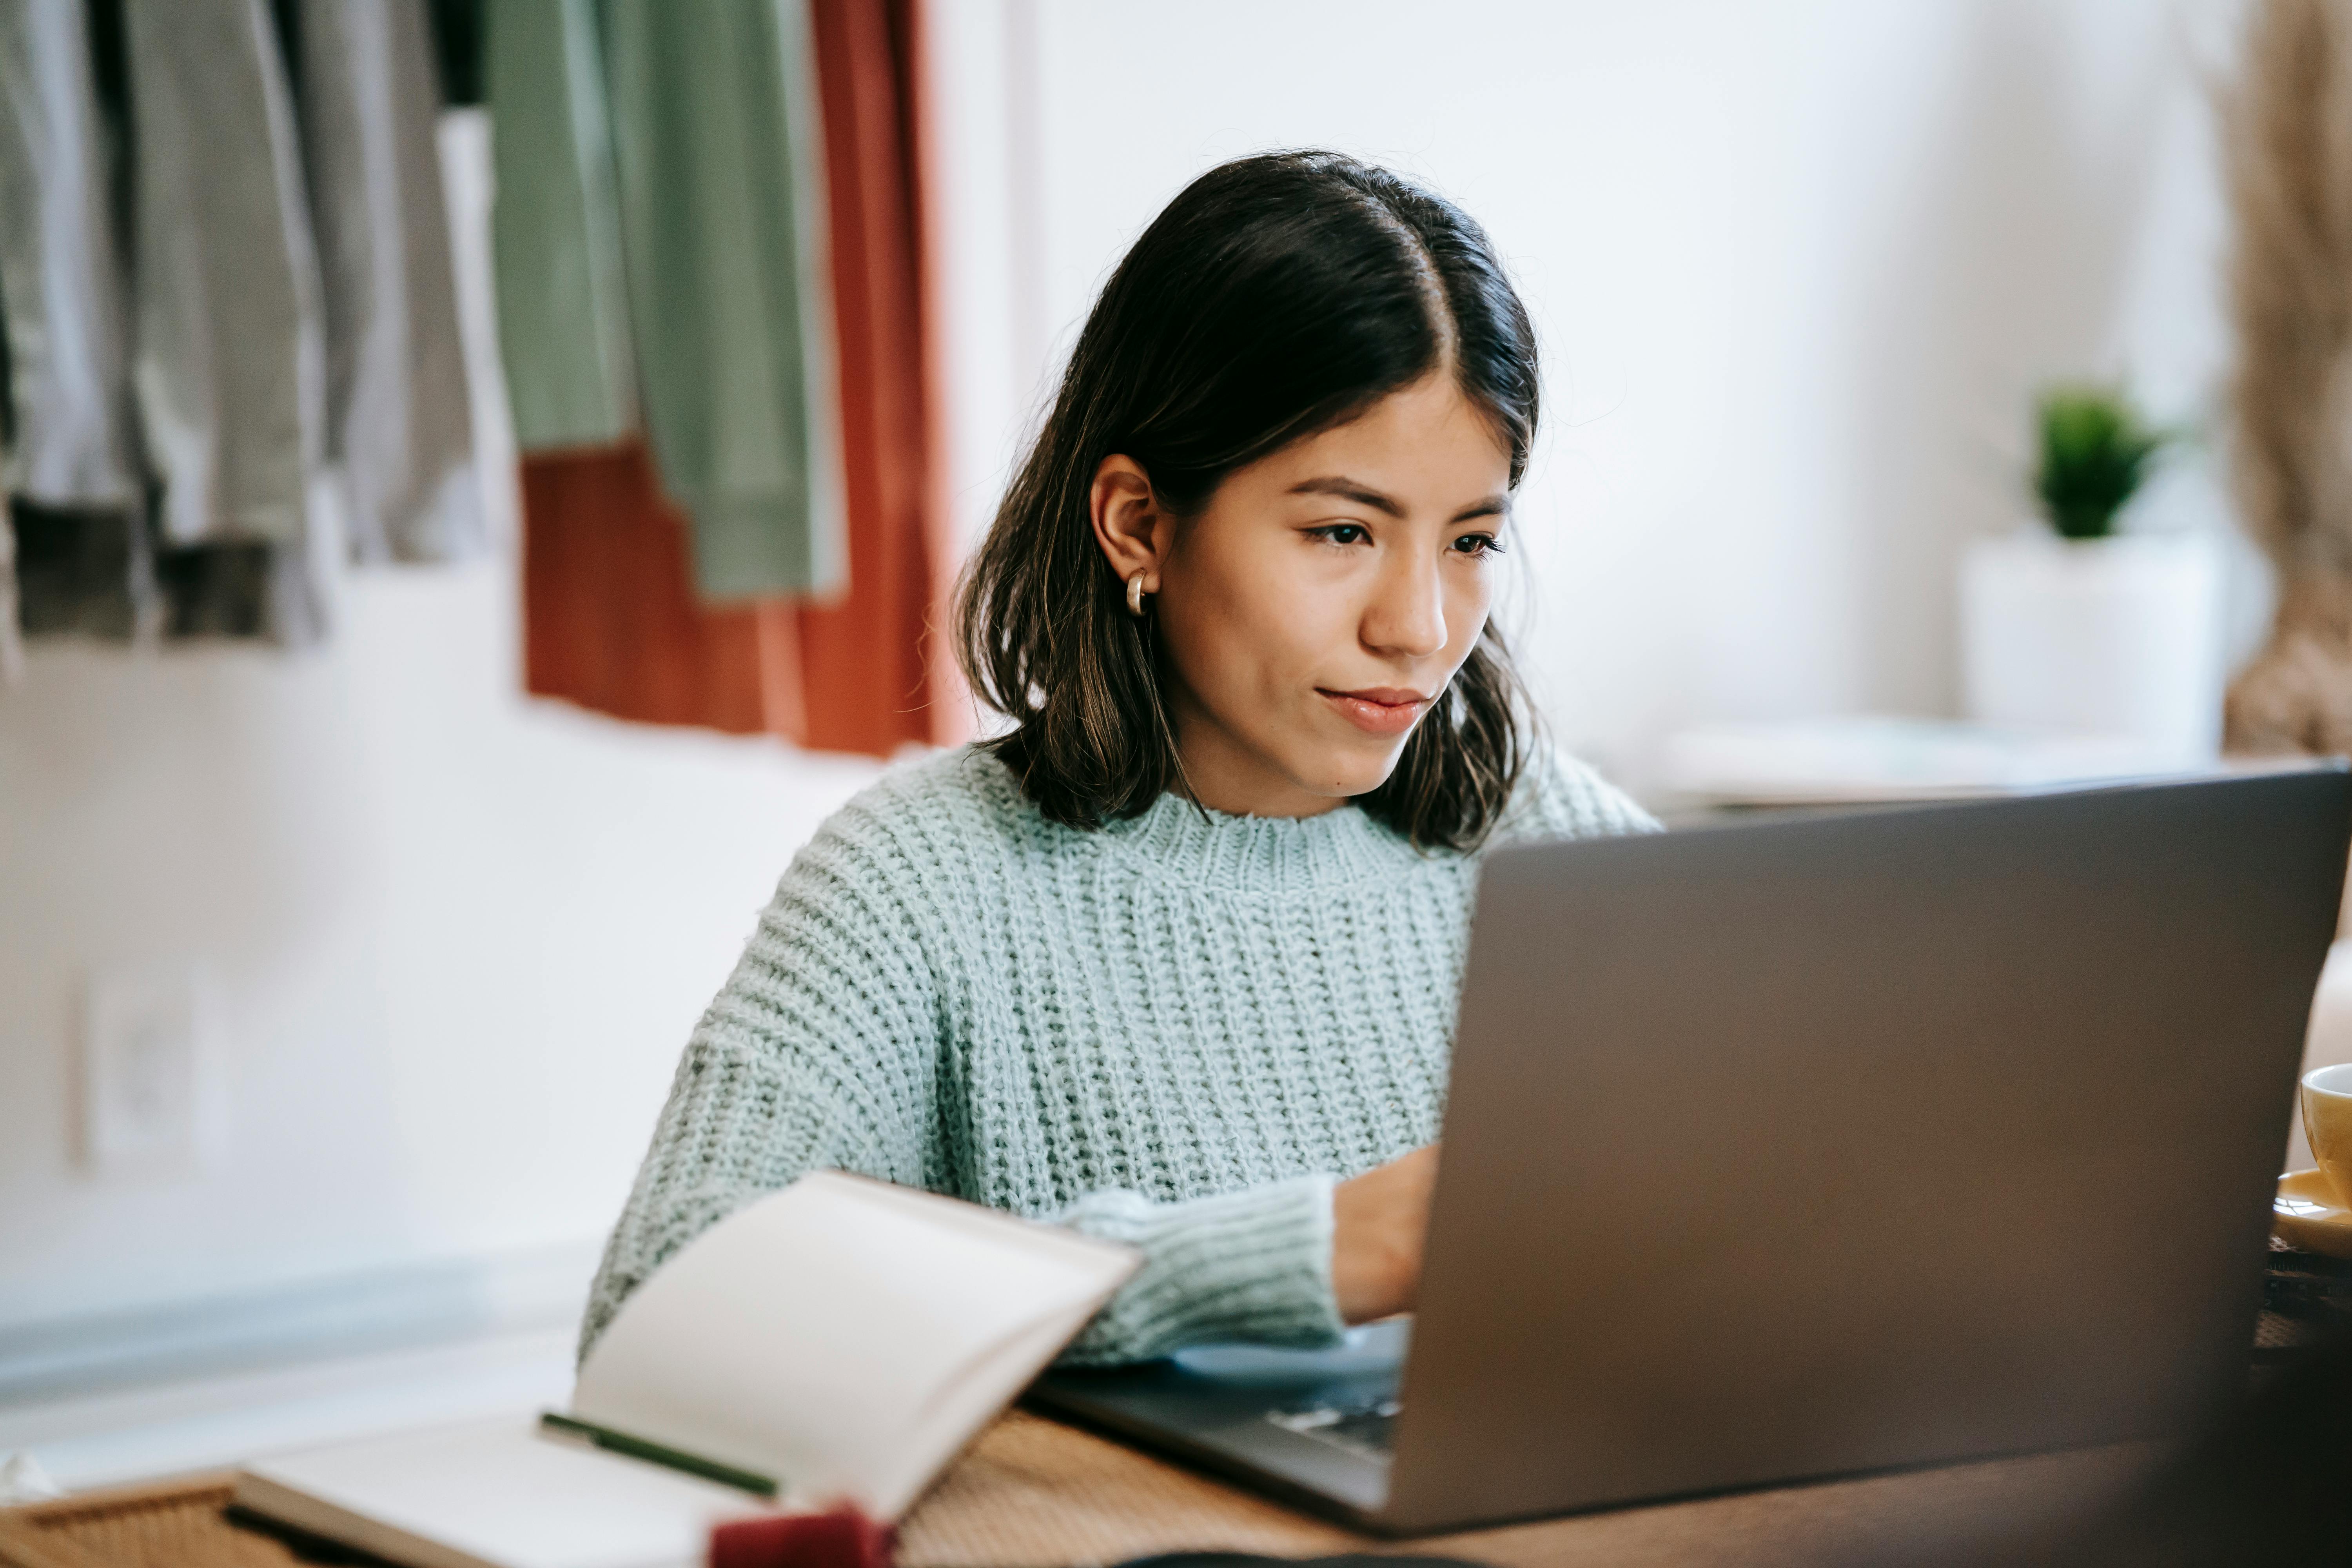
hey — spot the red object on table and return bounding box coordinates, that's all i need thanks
[708,1506,895,1568]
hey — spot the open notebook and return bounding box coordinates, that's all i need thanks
[232,1173,1139,1568]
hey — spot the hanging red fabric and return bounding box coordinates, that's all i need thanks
[521,443,808,739]
[799,0,952,756]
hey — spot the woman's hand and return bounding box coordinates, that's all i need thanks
[1331,1143,1439,1323]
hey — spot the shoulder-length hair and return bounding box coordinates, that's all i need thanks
[955,151,1541,851]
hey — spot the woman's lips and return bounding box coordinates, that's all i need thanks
[1317,686,1433,736]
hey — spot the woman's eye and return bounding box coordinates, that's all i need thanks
[1311,523,1369,546]
[1451,532,1503,557]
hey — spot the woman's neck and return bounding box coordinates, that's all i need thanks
[1169,708,1353,820]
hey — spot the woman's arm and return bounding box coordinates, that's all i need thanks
[577,821,941,1363]
[1047,1176,1345,1364]
[583,804,1379,1372]
[1044,1142,1438,1364]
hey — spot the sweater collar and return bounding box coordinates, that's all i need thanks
[1094,789,1438,892]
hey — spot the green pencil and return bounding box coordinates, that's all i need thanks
[538,1411,781,1498]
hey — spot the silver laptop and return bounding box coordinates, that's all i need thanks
[1029,769,2352,1535]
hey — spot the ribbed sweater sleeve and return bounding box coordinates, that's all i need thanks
[1049,1176,1343,1364]
[577,814,942,1363]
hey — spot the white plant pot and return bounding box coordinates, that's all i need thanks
[1959,529,2226,767]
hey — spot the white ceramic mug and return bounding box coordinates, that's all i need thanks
[2301,1063,2352,1207]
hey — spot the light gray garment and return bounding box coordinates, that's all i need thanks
[122,0,325,551]
[292,0,480,564]
[0,0,141,508]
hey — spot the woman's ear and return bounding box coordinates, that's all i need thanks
[1089,455,1171,592]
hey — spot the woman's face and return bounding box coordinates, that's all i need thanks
[1091,374,1514,818]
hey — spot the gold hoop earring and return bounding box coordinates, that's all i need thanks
[1126,572,1149,617]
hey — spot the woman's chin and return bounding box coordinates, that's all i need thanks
[1289,742,1411,801]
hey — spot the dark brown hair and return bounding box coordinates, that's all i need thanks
[955,151,1541,850]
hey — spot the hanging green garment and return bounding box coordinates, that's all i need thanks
[488,0,845,603]
[600,0,844,603]
[485,0,635,451]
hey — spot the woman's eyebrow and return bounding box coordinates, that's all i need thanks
[1288,476,1405,516]
[1288,477,1508,524]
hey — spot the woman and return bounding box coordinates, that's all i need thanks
[581,151,1656,1367]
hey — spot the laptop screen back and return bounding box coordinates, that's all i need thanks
[1386,771,2351,1532]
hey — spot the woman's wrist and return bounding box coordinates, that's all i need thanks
[1330,1186,1403,1322]
[1329,1143,1439,1323]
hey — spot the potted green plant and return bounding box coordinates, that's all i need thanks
[2031,390,2170,541]
[1958,386,2225,765]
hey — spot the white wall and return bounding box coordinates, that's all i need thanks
[940,0,2254,790]
[0,0,2258,1334]
[0,579,881,1329]
[0,121,886,1333]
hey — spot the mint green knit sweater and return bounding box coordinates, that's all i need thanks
[582,744,1655,1365]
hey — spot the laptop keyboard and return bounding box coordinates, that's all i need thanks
[1266,1395,1401,1458]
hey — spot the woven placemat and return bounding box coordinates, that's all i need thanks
[0,1477,276,1568]
[0,1409,2156,1568]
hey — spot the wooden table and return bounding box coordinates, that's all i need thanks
[0,1409,2157,1568]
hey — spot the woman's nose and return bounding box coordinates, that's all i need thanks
[1363,561,1448,659]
